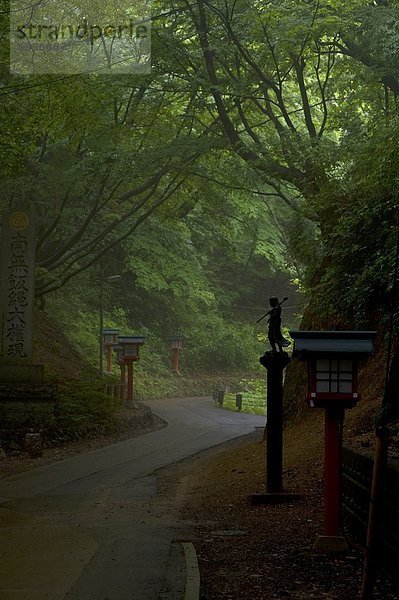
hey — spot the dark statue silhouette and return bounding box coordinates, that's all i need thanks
[257,297,292,496]
[257,296,290,353]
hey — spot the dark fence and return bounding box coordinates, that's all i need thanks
[103,383,126,403]
[341,446,399,578]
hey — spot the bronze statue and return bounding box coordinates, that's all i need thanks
[257,296,290,353]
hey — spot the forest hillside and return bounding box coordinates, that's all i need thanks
[1,0,399,441]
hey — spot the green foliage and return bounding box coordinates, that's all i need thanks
[308,115,399,325]
[56,382,118,428]
[47,270,132,369]
[3,0,398,372]
[223,378,267,416]
[183,318,264,373]
[134,373,181,401]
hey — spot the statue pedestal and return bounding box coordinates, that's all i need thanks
[252,352,300,505]
[259,351,291,494]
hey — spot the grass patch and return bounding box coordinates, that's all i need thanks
[55,381,119,430]
[222,392,266,415]
[221,378,266,415]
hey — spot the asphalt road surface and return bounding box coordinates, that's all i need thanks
[0,396,265,600]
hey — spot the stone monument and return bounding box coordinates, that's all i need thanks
[0,207,56,426]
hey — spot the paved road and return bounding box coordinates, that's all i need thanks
[0,397,265,600]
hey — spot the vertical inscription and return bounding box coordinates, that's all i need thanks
[0,209,35,362]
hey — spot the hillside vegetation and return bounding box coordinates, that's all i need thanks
[1,0,399,433]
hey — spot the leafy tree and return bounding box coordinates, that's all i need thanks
[155,0,399,322]
[3,0,399,376]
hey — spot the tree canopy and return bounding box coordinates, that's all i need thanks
[1,0,398,370]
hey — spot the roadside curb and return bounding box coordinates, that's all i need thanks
[182,542,200,600]
[159,540,200,600]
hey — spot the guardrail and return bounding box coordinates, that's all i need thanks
[341,446,399,578]
[213,389,224,407]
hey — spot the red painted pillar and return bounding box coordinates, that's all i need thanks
[127,361,134,405]
[120,363,126,385]
[172,348,179,372]
[324,407,344,536]
[106,346,112,372]
[119,362,127,403]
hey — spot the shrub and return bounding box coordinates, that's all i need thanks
[55,382,118,429]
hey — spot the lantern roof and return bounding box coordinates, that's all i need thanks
[102,328,119,335]
[118,336,145,345]
[167,335,186,341]
[290,331,376,357]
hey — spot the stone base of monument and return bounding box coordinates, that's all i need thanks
[0,362,57,427]
[0,364,44,384]
[0,384,58,426]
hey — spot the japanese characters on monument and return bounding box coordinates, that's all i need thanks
[0,209,36,362]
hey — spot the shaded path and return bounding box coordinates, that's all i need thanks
[0,397,264,600]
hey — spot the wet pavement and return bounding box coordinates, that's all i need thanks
[0,397,265,600]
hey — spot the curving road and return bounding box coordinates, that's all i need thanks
[0,396,265,600]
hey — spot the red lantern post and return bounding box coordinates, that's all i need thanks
[120,363,126,385]
[102,328,119,373]
[118,336,145,407]
[113,344,126,401]
[168,336,185,373]
[324,405,344,536]
[290,330,375,552]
